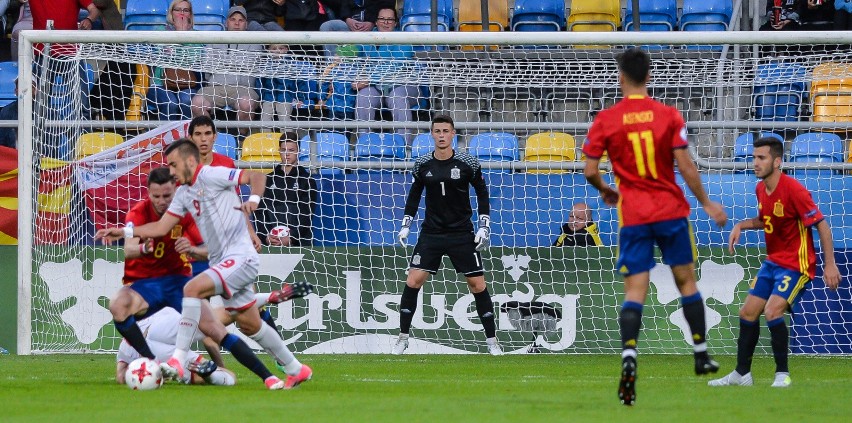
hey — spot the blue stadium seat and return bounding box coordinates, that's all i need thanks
[753,62,806,122]
[680,0,732,31]
[299,132,349,175]
[468,132,519,173]
[511,0,565,32]
[734,132,784,172]
[790,132,844,175]
[193,0,227,31]
[354,133,406,173]
[624,0,677,31]
[124,0,169,30]
[411,133,458,158]
[0,61,18,107]
[213,132,238,160]
[400,0,454,32]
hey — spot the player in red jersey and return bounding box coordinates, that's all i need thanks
[109,166,205,362]
[583,48,728,406]
[710,137,841,389]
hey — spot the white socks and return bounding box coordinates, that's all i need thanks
[249,323,301,375]
[173,297,201,364]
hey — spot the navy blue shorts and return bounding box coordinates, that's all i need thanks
[616,217,696,276]
[751,260,810,305]
[128,274,190,319]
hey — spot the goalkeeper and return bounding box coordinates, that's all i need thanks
[393,115,502,356]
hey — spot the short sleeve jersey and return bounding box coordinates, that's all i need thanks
[123,198,201,284]
[583,95,691,227]
[756,173,824,278]
[167,165,256,264]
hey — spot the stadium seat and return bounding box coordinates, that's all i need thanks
[467,132,519,173]
[511,0,564,32]
[124,0,169,30]
[213,132,239,160]
[299,132,349,175]
[733,132,784,172]
[624,0,677,31]
[76,132,125,160]
[126,64,151,121]
[400,0,453,32]
[810,62,852,126]
[0,61,18,107]
[680,0,732,32]
[567,0,620,32]
[193,0,227,31]
[790,132,844,175]
[752,62,806,122]
[410,133,458,158]
[458,0,508,31]
[354,133,406,173]
[524,132,576,174]
[241,132,282,173]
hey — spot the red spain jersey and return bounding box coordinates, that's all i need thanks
[756,173,824,278]
[583,95,691,227]
[210,153,235,168]
[122,198,203,284]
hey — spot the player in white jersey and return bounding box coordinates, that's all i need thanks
[96,138,312,390]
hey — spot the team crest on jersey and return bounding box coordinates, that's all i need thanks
[450,168,460,179]
[773,200,784,217]
[412,254,421,265]
[170,225,183,239]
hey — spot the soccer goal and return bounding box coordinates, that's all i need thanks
[16,29,852,355]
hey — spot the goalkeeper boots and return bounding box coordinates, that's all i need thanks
[708,370,753,386]
[486,338,503,356]
[391,334,409,355]
[771,372,791,388]
[618,356,637,406]
[284,364,313,389]
[694,352,721,375]
[268,281,314,304]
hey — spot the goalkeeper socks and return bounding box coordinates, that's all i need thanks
[399,285,420,334]
[735,318,760,375]
[620,301,643,352]
[681,292,708,347]
[473,288,497,338]
[221,333,273,381]
[114,316,155,360]
[259,307,278,331]
[249,324,301,376]
[174,297,201,364]
[767,317,789,373]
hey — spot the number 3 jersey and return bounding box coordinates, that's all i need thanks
[123,198,202,284]
[167,165,256,265]
[583,95,690,227]
[756,173,824,278]
[404,151,490,234]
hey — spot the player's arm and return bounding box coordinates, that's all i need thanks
[583,157,618,206]
[471,165,491,251]
[95,213,181,244]
[815,219,841,290]
[202,336,226,368]
[124,237,155,260]
[673,148,727,227]
[398,176,425,247]
[727,216,764,254]
[236,169,268,215]
[175,237,209,260]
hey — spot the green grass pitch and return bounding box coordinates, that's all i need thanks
[0,354,849,422]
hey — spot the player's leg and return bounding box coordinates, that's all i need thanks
[764,271,808,388]
[234,304,312,389]
[160,272,218,379]
[109,284,155,360]
[448,233,500,355]
[394,234,441,354]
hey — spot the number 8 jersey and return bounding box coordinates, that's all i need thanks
[583,94,690,227]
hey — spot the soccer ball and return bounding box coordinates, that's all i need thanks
[125,358,164,391]
[269,225,290,240]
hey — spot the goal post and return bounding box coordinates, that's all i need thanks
[16,29,852,355]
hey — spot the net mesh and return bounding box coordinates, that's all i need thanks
[21,38,852,354]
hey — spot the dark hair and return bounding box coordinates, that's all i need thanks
[431,114,454,130]
[164,138,200,161]
[147,167,174,186]
[279,131,300,146]
[754,136,784,159]
[188,115,216,135]
[616,47,651,86]
[376,7,398,22]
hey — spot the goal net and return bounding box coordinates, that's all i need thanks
[17,30,852,355]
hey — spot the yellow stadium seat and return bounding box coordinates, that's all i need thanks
[524,132,576,174]
[241,132,282,173]
[125,64,151,121]
[458,0,508,31]
[76,132,125,160]
[812,94,852,125]
[568,0,620,48]
[811,62,852,97]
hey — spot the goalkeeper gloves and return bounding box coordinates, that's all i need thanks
[398,215,413,247]
[474,215,491,251]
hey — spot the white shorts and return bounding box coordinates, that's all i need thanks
[204,254,260,312]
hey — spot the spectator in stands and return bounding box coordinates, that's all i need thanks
[255,131,317,247]
[760,0,801,31]
[10,0,32,60]
[553,202,603,247]
[797,0,835,30]
[353,7,419,143]
[89,0,133,121]
[257,44,321,129]
[284,0,329,31]
[320,0,396,56]
[146,0,201,121]
[92,0,122,30]
[29,0,100,32]
[318,44,359,122]
[191,6,263,135]
[237,0,285,31]
[836,0,852,30]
